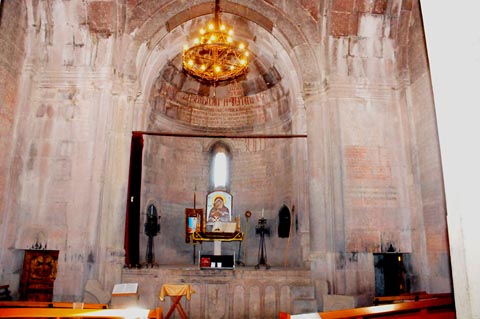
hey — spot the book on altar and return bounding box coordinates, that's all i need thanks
[212,221,237,233]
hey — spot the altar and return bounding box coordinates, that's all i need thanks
[121,190,320,318]
[184,191,245,270]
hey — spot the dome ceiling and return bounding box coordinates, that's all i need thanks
[146,11,300,133]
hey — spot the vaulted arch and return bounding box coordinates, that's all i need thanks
[117,0,322,133]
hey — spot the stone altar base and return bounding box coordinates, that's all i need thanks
[121,266,318,319]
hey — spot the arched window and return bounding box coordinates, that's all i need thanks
[210,142,231,191]
[213,152,227,187]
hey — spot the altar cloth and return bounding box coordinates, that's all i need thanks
[159,284,195,301]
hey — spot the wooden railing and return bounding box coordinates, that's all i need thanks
[279,294,454,319]
[0,301,162,318]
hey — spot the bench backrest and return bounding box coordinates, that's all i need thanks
[0,301,108,309]
[373,292,451,305]
[0,307,162,319]
[279,295,454,319]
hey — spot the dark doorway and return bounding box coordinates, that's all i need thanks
[124,132,144,267]
[374,253,411,296]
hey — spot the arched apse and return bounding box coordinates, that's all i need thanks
[117,0,323,133]
[120,0,319,267]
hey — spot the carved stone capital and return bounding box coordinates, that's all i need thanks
[302,81,322,103]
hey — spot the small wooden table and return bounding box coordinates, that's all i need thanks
[159,284,194,319]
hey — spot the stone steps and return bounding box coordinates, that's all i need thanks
[291,285,318,314]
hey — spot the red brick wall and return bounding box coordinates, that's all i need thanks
[340,108,409,256]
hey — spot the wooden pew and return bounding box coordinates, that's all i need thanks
[279,295,455,319]
[373,292,451,305]
[0,306,163,318]
[0,300,108,309]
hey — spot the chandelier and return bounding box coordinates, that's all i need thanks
[182,0,250,83]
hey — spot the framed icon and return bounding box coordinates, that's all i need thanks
[206,191,232,226]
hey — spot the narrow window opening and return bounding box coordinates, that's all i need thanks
[209,142,231,192]
[213,152,227,188]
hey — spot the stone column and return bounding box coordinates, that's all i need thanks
[291,94,309,261]
[95,78,138,293]
[304,82,338,293]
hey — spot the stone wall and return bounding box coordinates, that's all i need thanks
[307,0,409,298]
[0,0,452,306]
[141,135,306,267]
[0,0,28,291]
[403,2,451,293]
[0,0,128,300]
[122,267,321,318]
[306,0,451,298]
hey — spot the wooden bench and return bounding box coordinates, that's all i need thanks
[0,285,12,301]
[373,292,451,305]
[0,300,108,309]
[0,306,163,318]
[279,295,455,319]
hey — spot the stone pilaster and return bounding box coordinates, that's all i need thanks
[303,81,340,294]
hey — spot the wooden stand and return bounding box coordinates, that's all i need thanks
[164,295,187,319]
[159,284,194,319]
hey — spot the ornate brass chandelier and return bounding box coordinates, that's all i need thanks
[182,0,250,83]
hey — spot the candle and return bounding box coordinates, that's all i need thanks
[262,208,264,218]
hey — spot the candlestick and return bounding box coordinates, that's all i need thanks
[193,191,196,210]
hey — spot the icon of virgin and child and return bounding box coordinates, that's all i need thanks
[207,193,231,225]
